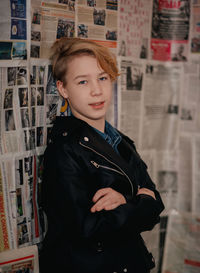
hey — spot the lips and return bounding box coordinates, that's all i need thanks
[89,101,105,109]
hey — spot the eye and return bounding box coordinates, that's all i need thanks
[78,80,87,85]
[99,76,108,81]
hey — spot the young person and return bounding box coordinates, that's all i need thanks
[40,37,164,273]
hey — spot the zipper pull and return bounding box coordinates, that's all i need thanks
[91,161,99,168]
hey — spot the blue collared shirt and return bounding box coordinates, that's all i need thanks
[94,121,122,154]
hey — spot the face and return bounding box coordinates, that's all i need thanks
[57,55,112,130]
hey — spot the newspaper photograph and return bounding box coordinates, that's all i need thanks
[0,245,39,273]
[151,0,190,61]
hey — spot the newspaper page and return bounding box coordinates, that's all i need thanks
[178,134,193,212]
[0,161,13,252]
[151,0,190,61]
[180,62,200,133]
[192,134,200,214]
[0,158,17,252]
[15,153,44,248]
[118,57,144,146]
[118,0,152,59]
[0,152,45,252]
[140,62,181,150]
[162,210,200,273]
[0,0,28,61]
[31,0,75,58]
[0,64,29,154]
[190,1,200,55]
[76,0,117,52]
[155,150,179,213]
[0,61,48,154]
[30,60,48,151]
[0,245,39,273]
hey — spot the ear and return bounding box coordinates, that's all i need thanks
[57,80,68,99]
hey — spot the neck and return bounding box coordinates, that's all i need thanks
[71,112,105,132]
[88,119,105,133]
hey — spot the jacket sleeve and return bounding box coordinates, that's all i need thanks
[43,142,164,240]
[109,157,164,233]
[120,137,165,232]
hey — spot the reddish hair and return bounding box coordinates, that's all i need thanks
[50,37,119,86]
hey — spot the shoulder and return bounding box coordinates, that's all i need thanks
[117,129,136,150]
[48,116,92,145]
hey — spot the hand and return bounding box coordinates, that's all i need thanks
[137,187,156,200]
[91,187,126,213]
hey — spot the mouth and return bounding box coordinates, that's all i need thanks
[89,101,105,109]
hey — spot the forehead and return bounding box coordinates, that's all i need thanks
[66,54,104,75]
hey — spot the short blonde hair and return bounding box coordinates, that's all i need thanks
[50,37,119,86]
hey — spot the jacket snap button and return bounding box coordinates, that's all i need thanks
[84,137,89,142]
[62,132,68,136]
[97,242,103,252]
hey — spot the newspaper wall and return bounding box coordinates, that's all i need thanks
[0,1,200,273]
[162,210,200,273]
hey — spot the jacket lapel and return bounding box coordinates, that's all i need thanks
[79,126,137,190]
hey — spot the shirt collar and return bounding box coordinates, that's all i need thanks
[94,121,122,149]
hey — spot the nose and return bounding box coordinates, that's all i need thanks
[90,80,102,96]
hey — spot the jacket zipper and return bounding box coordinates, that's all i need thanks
[79,142,134,196]
[91,160,124,176]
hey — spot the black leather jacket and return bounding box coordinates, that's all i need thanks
[40,116,164,273]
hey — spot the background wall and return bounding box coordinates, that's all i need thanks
[0,1,200,272]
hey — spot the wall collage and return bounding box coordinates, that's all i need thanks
[0,0,200,272]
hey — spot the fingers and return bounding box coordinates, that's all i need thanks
[137,187,156,200]
[92,187,111,203]
[91,188,126,213]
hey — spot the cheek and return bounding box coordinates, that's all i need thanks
[106,84,112,98]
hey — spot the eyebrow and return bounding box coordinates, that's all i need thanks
[73,72,107,81]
